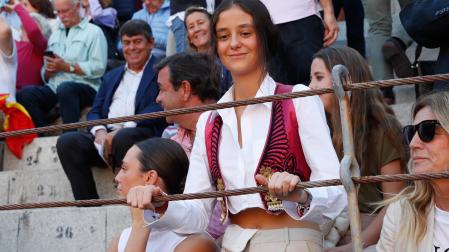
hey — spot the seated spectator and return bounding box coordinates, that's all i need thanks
[82,0,119,60]
[16,0,107,128]
[377,91,449,251]
[309,45,407,250]
[0,15,17,102]
[184,6,232,95]
[3,0,51,91]
[156,52,219,156]
[20,0,58,32]
[132,0,169,59]
[56,19,166,200]
[108,138,217,252]
[166,0,224,55]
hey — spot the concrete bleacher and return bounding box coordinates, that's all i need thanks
[0,136,130,252]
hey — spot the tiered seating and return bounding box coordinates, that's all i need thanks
[0,136,130,251]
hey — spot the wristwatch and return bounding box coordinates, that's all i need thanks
[69,64,75,73]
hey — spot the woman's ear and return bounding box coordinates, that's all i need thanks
[144,170,159,185]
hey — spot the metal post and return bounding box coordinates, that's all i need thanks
[331,65,363,252]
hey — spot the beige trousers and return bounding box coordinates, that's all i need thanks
[222,226,323,252]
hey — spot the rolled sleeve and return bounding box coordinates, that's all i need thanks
[90,125,106,136]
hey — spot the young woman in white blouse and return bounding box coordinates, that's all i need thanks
[377,92,449,252]
[127,0,346,251]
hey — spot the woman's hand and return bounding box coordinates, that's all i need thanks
[255,172,307,202]
[127,185,163,210]
[3,0,20,13]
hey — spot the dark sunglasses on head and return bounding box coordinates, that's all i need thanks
[403,120,441,145]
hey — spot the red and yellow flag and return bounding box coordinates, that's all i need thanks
[0,94,37,159]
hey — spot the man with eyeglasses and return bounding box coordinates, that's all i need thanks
[16,0,107,130]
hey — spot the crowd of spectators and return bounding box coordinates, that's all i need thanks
[1,0,449,251]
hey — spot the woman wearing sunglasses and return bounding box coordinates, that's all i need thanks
[377,91,449,251]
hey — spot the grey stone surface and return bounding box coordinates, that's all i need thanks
[0,172,9,205]
[93,167,118,200]
[394,85,416,105]
[17,207,106,252]
[391,102,414,126]
[105,206,130,247]
[3,136,61,171]
[8,168,74,204]
[0,210,20,252]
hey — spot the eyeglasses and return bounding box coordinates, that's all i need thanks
[403,120,441,145]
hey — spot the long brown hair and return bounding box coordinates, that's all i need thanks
[28,0,55,19]
[313,45,407,175]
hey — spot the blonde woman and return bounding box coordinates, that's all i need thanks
[377,91,449,251]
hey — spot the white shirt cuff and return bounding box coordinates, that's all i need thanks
[90,125,107,136]
[123,121,137,128]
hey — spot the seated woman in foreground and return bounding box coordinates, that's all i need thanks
[377,91,449,251]
[309,45,407,251]
[108,138,217,252]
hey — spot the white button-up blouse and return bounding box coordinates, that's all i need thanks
[145,75,347,234]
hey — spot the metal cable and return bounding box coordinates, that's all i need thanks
[1,171,448,211]
[1,73,448,138]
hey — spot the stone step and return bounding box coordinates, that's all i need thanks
[390,102,414,126]
[0,205,130,252]
[0,136,117,204]
[2,136,61,172]
[0,167,116,205]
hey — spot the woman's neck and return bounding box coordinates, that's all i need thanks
[232,69,265,100]
[197,45,210,54]
[433,181,449,211]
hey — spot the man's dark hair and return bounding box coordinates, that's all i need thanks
[119,20,153,41]
[156,52,220,101]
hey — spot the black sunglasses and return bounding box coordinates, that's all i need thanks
[403,120,441,145]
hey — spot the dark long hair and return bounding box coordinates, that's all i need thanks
[135,138,189,194]
[28,0,55,19]
[313,45,407,175]
[210,0,279,74]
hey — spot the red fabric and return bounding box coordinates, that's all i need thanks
[204,83,311,213]
[14,4,47,90]
[0,94,37,159]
